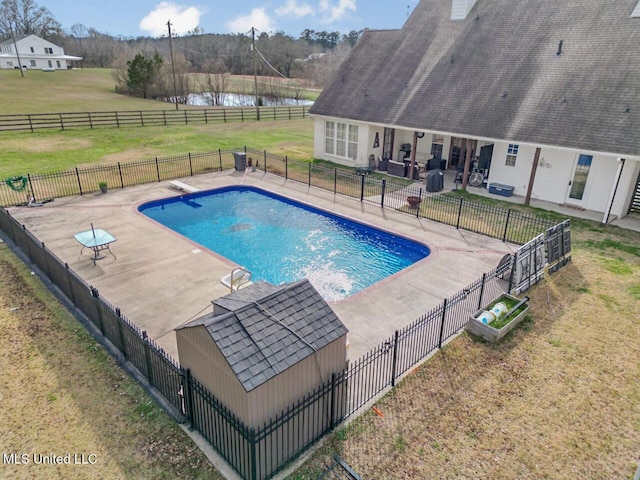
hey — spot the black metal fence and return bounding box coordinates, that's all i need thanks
[0,142,574,479]
[0,147,556,245]
[0,106,310,132]
[0,199,571,479]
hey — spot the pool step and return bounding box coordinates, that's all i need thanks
[221,267,253,292]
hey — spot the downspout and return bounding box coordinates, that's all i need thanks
[602,158,625,224]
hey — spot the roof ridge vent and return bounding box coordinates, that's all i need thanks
[632,1,640,17]
[451,0,479,20]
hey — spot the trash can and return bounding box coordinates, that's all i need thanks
[426,169,444,192]
[233,152,247,171]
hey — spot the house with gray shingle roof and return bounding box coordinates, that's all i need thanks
[0,34,82,70]
[309,0,640,222]
[175,279,348,429]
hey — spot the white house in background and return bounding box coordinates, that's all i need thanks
[0,34,82,70]
[309,0,640,222]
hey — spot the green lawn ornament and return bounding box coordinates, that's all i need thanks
[5,176,28,192]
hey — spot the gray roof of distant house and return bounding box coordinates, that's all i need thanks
[310,0,640,157]
[177,280,348,392]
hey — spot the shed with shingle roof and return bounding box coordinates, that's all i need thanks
[175,279,348,428]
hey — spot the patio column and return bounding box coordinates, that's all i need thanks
[461,138,473,189]
[525,147,542,205]
[408,131,419,180]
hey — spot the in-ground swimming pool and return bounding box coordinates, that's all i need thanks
[138,186,430,301]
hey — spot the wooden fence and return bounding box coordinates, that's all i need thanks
[0,105,311,132]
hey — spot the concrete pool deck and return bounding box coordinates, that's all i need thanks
[8,169,517,361]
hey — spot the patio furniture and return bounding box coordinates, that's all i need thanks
[74,224,116,266]
[387,160,406,177]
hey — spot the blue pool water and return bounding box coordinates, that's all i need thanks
[138,186,430,301]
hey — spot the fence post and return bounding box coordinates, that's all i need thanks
[155,157,160,182]
[416,188,422,218]
[88,112,93,129]
[183,368,195,430]
[75,168,83,196]
[285,156,289,180]
[329,372,337,429]
[477,273,487,311]
[438,299,448,349]
[502,208,512,242]
[456,197,464,229]
[27,174,36,202]
[59,113,64,131]
[91,287,105,335]
[117,162,124,189]
[263,150,267,173]
[28,114,33,132]
[381,178,386,207]
[204,109,208,124]
[115,111,120,128]
[115,307,128,358]
[163,111,167,125]
[250,428,258,480]
[288,106,291,120]
[507,254,516,293]
[360,174,365,202]
[218,149,223,171]
[223,109,227,123]
[184,110,188,125]
[308,162,312,187]
[334,168,337,194]
[142,330,154,385]
[391,330,400,387]
[188,152,193,176]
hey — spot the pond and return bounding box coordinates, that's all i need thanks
[168,92,314,107]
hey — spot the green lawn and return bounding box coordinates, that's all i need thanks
[0,119,315,178]
[0,68,319,114]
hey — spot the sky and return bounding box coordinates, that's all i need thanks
[43,1,420,38]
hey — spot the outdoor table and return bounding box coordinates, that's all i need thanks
[74,226,116,266]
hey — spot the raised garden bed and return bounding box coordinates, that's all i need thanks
[466,293,530,343]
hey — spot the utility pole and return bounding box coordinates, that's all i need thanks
[10,23,24,78]
[251,27,260,120]
[167,20,179,110]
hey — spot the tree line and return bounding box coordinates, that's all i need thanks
[1,0,362,89]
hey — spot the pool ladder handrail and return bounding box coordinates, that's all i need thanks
[222,267,252,293]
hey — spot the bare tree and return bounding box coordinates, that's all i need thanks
[200,59,229,106]
[0,0,61,38]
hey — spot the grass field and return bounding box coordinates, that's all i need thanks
[0,242,223,480]
[290,223,640,479]
[0,68,318,115]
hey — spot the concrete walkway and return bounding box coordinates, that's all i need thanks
[9,169,518,361]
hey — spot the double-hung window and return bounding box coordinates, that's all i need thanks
[325,121,358,159]
[506,144,519,166]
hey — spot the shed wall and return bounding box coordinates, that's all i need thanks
[176,325,250,422]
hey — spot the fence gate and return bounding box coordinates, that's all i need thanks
[545,219,571,273]
[511,234,546,293]
[629,171,640,215]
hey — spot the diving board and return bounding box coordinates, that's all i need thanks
[169,180,200,193]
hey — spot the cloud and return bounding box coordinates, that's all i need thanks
[318,0,356,23]
[139,2,204,37]
[275,0,315,18]
[226,8,275,34]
